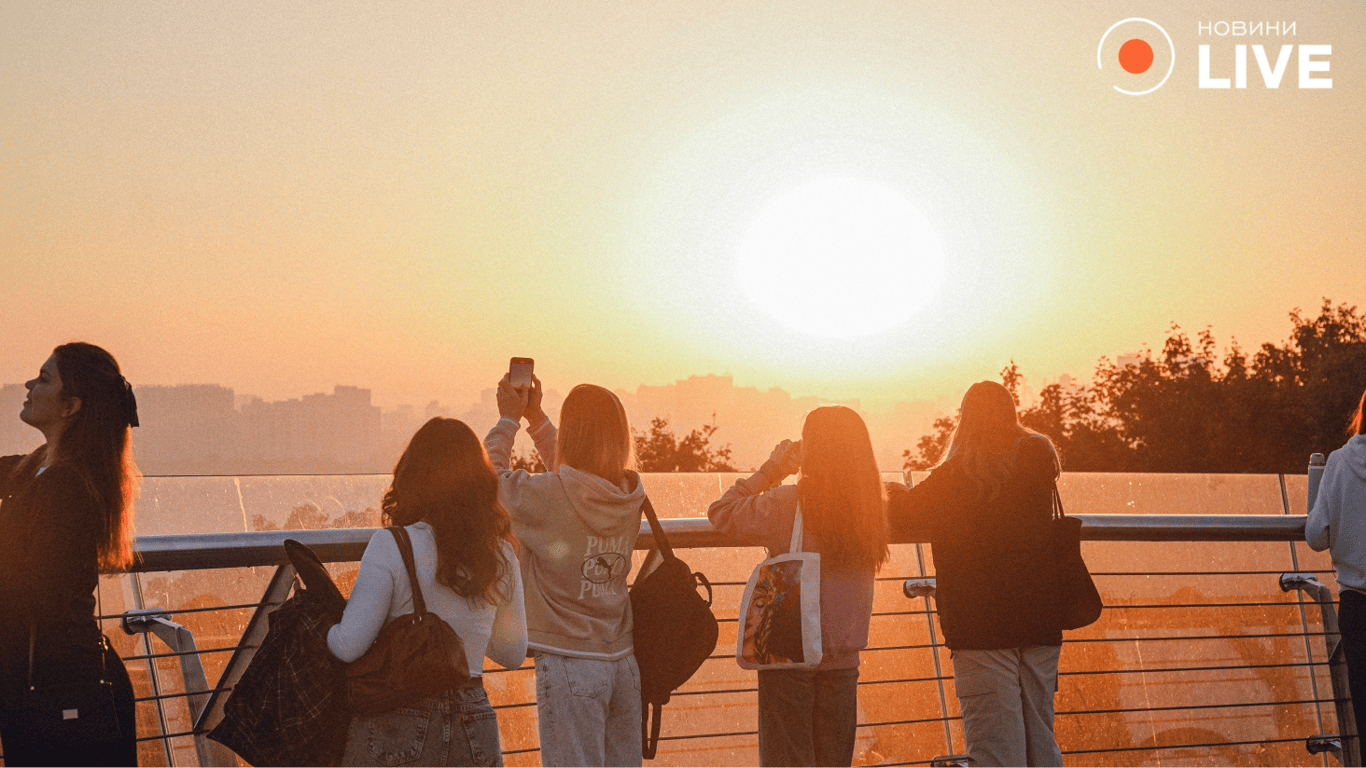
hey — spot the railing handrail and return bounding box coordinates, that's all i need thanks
[128,514,1309,573]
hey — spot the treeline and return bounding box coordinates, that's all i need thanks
[512,414,737,473]
[905,299,1366,473]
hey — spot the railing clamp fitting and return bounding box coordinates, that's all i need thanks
[1279,572,1323,593]
[904,578,937,599]
[1306,734,1341,756]
[121,608,175,635]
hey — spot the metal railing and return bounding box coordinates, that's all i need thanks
[83,510,1351,767]
[9,461,1345,767]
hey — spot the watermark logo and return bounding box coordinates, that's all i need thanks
[1098,18,1175,95]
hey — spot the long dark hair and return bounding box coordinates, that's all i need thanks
[940,380,1059,502]
[382,418,516,603]
[797,406,889,572]
[15,343,140,572]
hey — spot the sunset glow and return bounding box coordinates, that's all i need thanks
[737,178,946,338]
[1,2,1362,468]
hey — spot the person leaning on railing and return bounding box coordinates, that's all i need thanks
[1306,384,1366,745]
[886,380,1064,768]
[0,343,141,766]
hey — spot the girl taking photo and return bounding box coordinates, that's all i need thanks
[485,374,646,767]
[708,405,889,767]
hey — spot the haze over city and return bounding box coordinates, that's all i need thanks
[3,2,1362,465]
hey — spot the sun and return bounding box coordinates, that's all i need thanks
[737,177,947,338]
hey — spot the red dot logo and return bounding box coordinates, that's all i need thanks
[1098,19,1173,95]
[1118,39,1154,74]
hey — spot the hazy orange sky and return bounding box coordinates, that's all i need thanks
[3,2,1362,417]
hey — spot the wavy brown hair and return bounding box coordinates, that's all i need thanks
[13,343,140,572]
[797,405,889,572]
[382,418,516,603]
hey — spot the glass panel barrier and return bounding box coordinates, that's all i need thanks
[52,471,1341,767]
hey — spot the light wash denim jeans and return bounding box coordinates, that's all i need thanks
[756,666,860,767]
[534,652,642,767]
[341,685,503,767]
[951,645,1063,767]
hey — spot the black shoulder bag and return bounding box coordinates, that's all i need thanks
[1050,484,1104,630]
[629,497,719,759]
[21,594,123,747]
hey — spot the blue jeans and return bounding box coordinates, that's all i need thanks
[534,652,642,767]
[757,666,860,767]
[341,685,503,767]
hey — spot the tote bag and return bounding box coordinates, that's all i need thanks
[1051,485,1103,630]
[736,505,822,670]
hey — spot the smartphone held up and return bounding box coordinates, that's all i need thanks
[510,357,534,391]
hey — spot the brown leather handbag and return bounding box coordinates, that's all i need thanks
[345,526,474,716]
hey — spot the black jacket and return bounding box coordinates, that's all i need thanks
[888,435,1063,651]
[0,455,106,701]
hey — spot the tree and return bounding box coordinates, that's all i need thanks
[511,448,546,473]
[902,299,1366,473]
[634,415,737,472]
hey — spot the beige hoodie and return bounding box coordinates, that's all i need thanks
[485,417,646,659]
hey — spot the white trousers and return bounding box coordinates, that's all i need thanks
[951,645,1063,767]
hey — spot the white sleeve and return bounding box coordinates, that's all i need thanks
[327,530,399,662]
[485,545,528,670]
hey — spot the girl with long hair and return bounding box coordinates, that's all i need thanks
[328,418,527,766]
[887,380,1064,767]
[1306,383,1366,744]
[708,405,889,767]
[0,342,141,766]
[485,374,646,767]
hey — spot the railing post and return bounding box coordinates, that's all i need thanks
[1281,572,1359,766]
[1309,453,1327,510]
[122,609,238,767]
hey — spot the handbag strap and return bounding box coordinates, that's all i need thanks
[790,504,804,553]
[1051,482,1065,521]
[639,497,675,562]
[388,525,427,616]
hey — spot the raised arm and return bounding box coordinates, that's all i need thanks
[707,440,802,546]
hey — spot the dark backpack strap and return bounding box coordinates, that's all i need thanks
[639,496,676,562]
[641,700,663,760]
[388,525,426,615]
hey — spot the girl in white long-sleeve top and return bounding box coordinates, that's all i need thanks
[1306,385,1366,745]
[328,418,527,767]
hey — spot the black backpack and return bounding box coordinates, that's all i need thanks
[630,497,719,759]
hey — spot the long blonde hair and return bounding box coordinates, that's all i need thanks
[941,381,1059,502]
[797,406,889,572]
[555,384,635,485]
